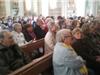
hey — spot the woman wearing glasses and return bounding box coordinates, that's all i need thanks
[53,29,88,75]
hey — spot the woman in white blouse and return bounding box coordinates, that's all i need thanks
[12,23,27,46]
[44,21,57,50]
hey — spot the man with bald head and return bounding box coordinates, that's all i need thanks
[0,30,27,75]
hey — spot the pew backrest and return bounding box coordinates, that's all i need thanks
[8,51,52,75]
[21,38,44,53]
[21,38,45,59]
[8,38,53,75]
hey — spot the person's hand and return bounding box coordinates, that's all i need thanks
[28,40,33,44]
[80,65,88,75]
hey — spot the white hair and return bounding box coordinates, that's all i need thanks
[13,23,21,31]
[47,21,56,31]
[45,18,54,24]
[56,29,71,42]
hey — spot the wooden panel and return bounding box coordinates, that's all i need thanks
[8,52,53,75]
[0,0,6,17]
[21,38,44,53]
[8,38,53,75]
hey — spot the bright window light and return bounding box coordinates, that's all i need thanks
[41,0,49,17]
[33,0,38,13]
[75,0,86,16]
[49,0,57,9]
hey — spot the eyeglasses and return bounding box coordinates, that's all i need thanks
[65,35,72,38]
[64,35,73,39]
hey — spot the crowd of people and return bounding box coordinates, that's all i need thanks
[0,15,100,75]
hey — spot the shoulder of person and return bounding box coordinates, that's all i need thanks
[0,45,7,51]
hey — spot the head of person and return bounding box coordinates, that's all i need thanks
[89,19,100,33]
[72,28,82,40]
[81,22,90,35]
[13,23,22,33]
[45,18,54,24]
[24,24,33,32]
[47,21,57,33]
[81,17,85,23]
[56,29,72,45]
[57,16,63,21]
[36,18,44,26]
[36,18,46,30]
[72,20,80,28]
[0,30,15,47]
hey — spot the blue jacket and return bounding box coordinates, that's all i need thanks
[53,42,84,75]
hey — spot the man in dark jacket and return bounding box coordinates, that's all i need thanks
[72,34,100,75]
[0,30,28,75]
[34,18,46,40]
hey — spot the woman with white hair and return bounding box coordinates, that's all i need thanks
[44,21,57,51]
[53,29,88,75]
[12,23,27,46]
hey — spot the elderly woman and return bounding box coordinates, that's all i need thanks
[44,21,57,51]
[53,29,88,75]
[12,23,27,46]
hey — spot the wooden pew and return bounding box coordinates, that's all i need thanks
[21,38,45,59]
[21,38,44,52]
[8,38,53,75]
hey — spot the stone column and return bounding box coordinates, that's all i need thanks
[38,0,42,15]
[61,0,68,18]
[18,0,24,17]
[5,0,11,17]
[0,0,6,17]
[41,0,49,17]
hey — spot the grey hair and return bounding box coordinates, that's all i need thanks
[56,29,71,42]
[13,23,21,31]
[47,21,56,31]
[0,30,9,42]
[45,18,54,23]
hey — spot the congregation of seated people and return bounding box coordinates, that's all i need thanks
[0,15,100,75]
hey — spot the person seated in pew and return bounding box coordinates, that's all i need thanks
[72,21,100,75]
[0,30,29,75]
[72,27,95,75]
[45,21,57,51]
[53,29,88,75]
[12,23,28,46]
[34,18,46,40]
[23,24,36,42]
[72,27,82,41]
